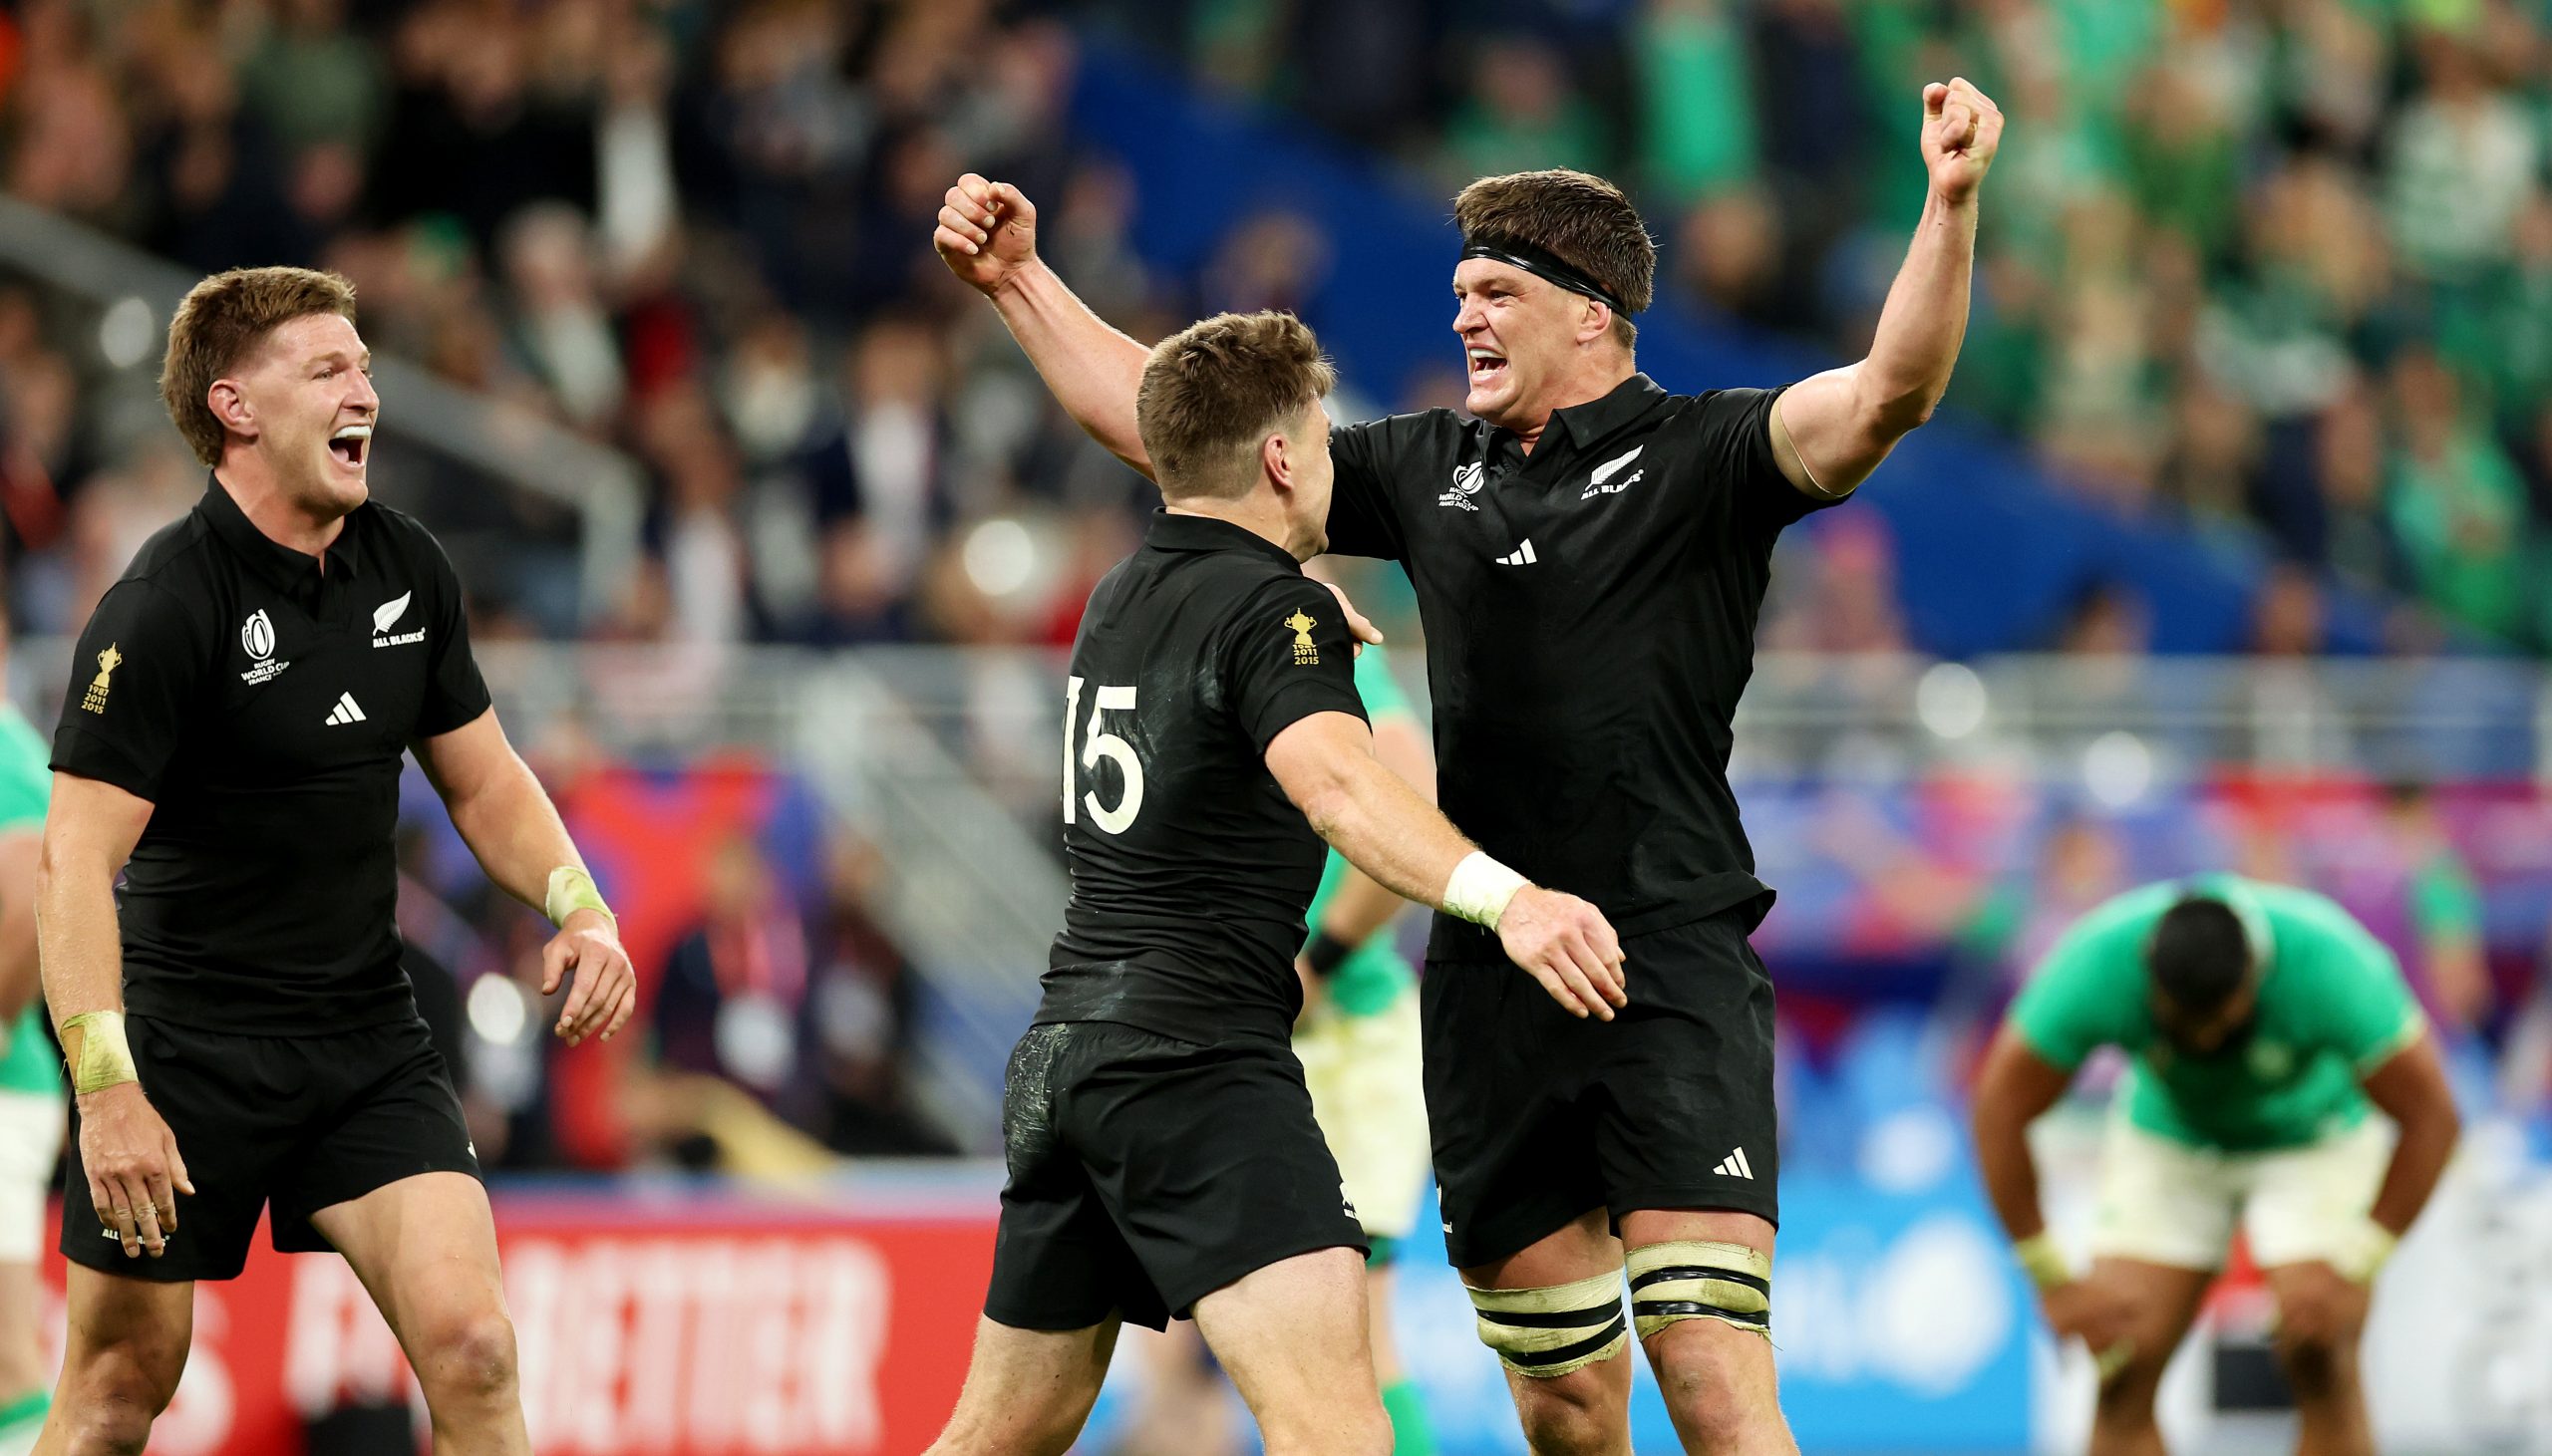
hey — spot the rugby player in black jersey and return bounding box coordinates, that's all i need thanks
[923,312,1623,1456]
[38,267,634,1456]
[936,77,2003,1456]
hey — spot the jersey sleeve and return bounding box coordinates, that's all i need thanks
[1701,386,1831,538]
[1350,645,1416,726]
[414,527,493,737]
[2292,900,2426,1074]
[1219,578,1371,753]
[2009,895,2151,1071]
[50,579,210,801]
[1324,419,1410,561]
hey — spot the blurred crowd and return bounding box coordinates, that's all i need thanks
[1,0,2545,662]
[0,0,1168,655]
[1104,0,2552,653]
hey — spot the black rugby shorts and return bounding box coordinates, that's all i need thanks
[985,1020,1366,1331]
[62,1015,479,1283]
[1423,904,1779,1268]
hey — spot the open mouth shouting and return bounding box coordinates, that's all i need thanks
[328,423,372,472]
[1467,347,1508,388]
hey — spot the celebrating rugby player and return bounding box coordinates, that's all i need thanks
[35,266,635,1456]
[938,76,2003,1452]
[927,312,1622,1456]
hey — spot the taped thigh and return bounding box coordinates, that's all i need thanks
[1465,1269,1629,1379]
[1626,1240,1770,1339]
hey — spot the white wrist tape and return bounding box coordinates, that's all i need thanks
[1444,851,1529,929]
[62,1011,139,1096]
[2331,1216,2397,1285]
[2012,1232,2073,1292]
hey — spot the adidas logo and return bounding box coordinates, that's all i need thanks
[1714,1147,1755,1180]
[323,692,368,727]
[1493,539,1538,566]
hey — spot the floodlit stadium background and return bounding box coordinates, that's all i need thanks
[2,0,2551,1451]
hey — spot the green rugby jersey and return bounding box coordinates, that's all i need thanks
[0,707,57,1097]
[2013,875,2422,1152]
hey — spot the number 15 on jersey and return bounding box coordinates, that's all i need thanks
[1064,676,1143,833]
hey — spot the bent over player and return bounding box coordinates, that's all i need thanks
[1972,876,2460,1456]
[938,77,2005,1454]
[925,312,1624,1456]
[37,266,635,1456]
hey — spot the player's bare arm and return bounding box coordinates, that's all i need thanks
[936,172,1156,476]
[1969,1023,2135,1357]
[2272,1028,2460,1346]
[1296,711,1433,1010]
[1770,78,2003,498]
[1264,710,1626,1020]
[37,772,189,1260]
[413,709,635,1045]
[2358,1029,2458,1241]
[0,829,39,1024]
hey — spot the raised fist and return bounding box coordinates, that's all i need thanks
[934,172,1040,297]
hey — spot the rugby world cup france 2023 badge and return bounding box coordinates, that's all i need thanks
[1438,460,1485,510]
[239,608,291,686]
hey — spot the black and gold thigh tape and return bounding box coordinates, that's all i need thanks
[1627,1240,1772,1339]
[1465,1269,1631,1378]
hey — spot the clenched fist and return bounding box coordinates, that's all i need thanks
[1921,78,2005,207]
[934,172,1041,297]
[1497,887,1629,1020]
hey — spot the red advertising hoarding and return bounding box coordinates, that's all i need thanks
[41,1190,998,1455]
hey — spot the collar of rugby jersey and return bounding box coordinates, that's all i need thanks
[1143,508,1303,570]
[199,472,365,600]
[1481,372,1671,470]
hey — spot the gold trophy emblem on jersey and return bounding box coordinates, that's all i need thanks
[80,644,121,715]
[1286,611,1319,666]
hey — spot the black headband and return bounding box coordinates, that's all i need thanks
[1458,233,1630,316]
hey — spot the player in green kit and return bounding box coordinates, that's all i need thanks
[0,617,61,1452]
[1971,875,2462,1456]
[1293,642,1436,1456]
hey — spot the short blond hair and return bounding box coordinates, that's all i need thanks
[1135,312,1337,500]
[160,267,359,467]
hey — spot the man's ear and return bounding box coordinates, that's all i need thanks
[1577,298,1612,347]
[1262,431,1293,491]
[208,379,255,441]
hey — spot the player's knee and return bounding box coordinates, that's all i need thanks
[1648,1320,1775,1450]
[60,1324,186,1442]
[2274,1332,2358,1404]
[2090,1354,2167,1427]
[57,1353,178,1456]
[1259,1397,1391,1456]
[412,1306,520,1405]
[61,1397,157,1456]
[1510,1371,1624,1456]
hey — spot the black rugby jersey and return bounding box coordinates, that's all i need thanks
[1325,374,1835,959]
[1038,510,1368,1046]
[52,477,491,1032]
